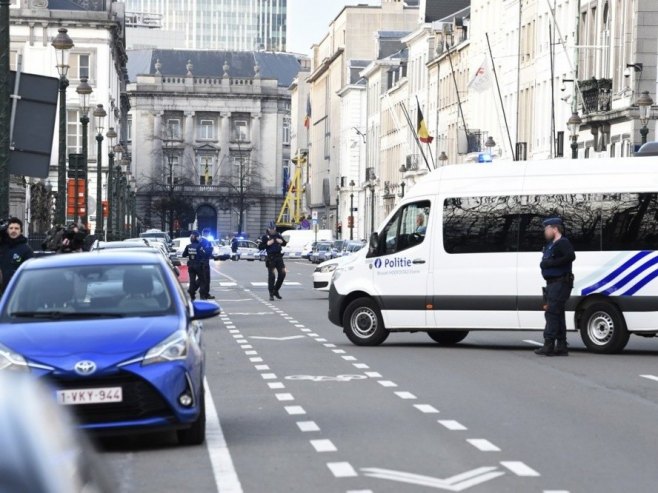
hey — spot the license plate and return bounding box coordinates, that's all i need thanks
[56,387,123,405]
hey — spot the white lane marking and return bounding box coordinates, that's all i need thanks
[378,380,398,388]
[285,406,306,415]
[203,379,243,493]
[364,372,382,378]
[301,329,312,333]
[244,351,258,356]
[250,335,305,341]
[297,421,320,432]
[275,393,295,402]
[467,439,501,452]
[268,382,285,389]
[232,334,243,339]
[240,345,253,349]
[308,333,320,337]
[438,420,468,431]
[261,373,277,380]
[236,339,248,344]
[310,439,337,453]
[543,491,570,493]
[295,324,305,328]
[324,343,337,348]
[228,330,240,334]
[220,282,237,287]
[249,357,263,363]
[361,466,504,490]
[226,326,236,329]
[640,374,658,382]
[500,461,540,477]
[327,462,358,478]
[523,339,543,347]
[395,391,417,400]
[414,404,439,414]
[333,349,346,354]
[342,356,357,361]
[251,282,268,286]
[316,338,328,342]
[353,363,369,369]
[346,491,373,493]
[289,320,299,323]
[285,282,301,286]
[254,364,270,371]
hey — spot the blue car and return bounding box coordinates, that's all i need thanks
[0,251,220,445]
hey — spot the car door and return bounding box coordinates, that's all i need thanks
[368,199,433,329]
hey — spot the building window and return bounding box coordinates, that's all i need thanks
[283,116,291,145]
[232,120,249,142]
[199,156,213,185]
[67,110,82,156]
[126,114,133,142]
[166,119,182,140]
[69,53,91,81]
[164,155,180,185]
[198,119,215,140]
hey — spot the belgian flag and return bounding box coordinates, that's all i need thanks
[417,101,433,144]
[303,96,311,129]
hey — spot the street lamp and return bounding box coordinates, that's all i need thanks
[93,104,106,237]
[51,27,74,224]
[366,177,376,235]
[484,136,496,156]
[438,151,448,165]
[567,112,582,159]
[636,91,654,145]
[76,76,92,226]
[348,180,355,240]
[398,181,406,199]
[105,128,117,240]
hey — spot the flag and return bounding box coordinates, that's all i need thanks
[303,95,311,129]
[468,58,492,93]
[417,101,433,144]
[203,162,210,184]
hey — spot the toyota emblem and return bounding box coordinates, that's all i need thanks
[74,360,97,376]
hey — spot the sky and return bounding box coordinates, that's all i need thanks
[287,0,380,55]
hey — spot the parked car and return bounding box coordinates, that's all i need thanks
[310,242,334,264]
[0,251,220,444]
[172,237,191,257]
[92,241,181,277]
[236,239,260,261]
[139,229,172,247]
[212,240,231,261]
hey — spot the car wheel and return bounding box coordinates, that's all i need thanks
[177,391,206,446]
[343,298,389,346]
[427,330,469,345]
[579,302,630,354]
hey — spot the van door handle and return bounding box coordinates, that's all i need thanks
[412,259,426,265]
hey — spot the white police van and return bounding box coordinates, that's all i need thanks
[328,157,658,354]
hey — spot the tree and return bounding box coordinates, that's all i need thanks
[29,181,55,234]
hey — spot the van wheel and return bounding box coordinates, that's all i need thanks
[579,302,630,354]
[427,331,469,345]
[343,298,389,346]
[177,391,206,446]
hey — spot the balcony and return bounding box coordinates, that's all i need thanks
[579,78,612,115]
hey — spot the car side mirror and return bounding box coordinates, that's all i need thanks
[192,300,221,320]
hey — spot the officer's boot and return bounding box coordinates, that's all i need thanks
[534,339,555,356]
[554,340,569,356]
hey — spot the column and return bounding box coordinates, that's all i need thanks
[220,112,231,176]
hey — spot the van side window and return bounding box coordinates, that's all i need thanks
[602,193,658,250]
[375,201,431,256]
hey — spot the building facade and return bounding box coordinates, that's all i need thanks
[122,0,287,51]
[126,50,303,239]
[9,0,129,233]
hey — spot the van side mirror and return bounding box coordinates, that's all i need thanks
[368,232,380,255]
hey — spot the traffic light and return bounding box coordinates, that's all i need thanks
[102,200,109,218]
[347,216,354,228]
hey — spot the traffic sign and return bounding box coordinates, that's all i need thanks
[311,211,318,220]
[312,218,318,226]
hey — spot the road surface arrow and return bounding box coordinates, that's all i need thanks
[249,336,306,341]
[361,466,505,491]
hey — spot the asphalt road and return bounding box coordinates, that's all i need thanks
[101,258,658,493]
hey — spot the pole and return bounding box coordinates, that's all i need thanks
[81,114,89,226]
[571,139,578,159]
[349,192,354,240]
[0,0,11,218]
[336,190,340,239]
[399,102,432,172]
[641,126,649,145]
[239,159,244,235]
[106,149,114,240]
[168,154,174,238]
[74,156,79,223]
[370,185,375,235]
[56,77,69,224]
[486,33,516,161]
[95,134,103,236]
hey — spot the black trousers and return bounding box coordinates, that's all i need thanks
[200,261,211,298]
[188,263,201,297]
[267,255,286,294]
[544,280,572,342]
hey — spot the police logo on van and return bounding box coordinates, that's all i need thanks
[374,258,382,268]
[372,257,419,275]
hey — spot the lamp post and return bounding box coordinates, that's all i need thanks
[335,181,341,239]
[366,179,376,235]
[438,151,448,165]
[0,0,12,218]
[93,104,106,237]
[636,91,654,145]
[398,181,406,199]
[105,129,117,240]
[349,179,355,240]
[51,28,74,225]
[76,76,92,226]
[567,112,582,159]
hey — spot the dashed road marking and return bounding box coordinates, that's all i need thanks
[310,439,337,452]
[268,382,285,389]
[364,372,382,378]
[640,374,658,382]
[342,356,357,361]
[261,373,277,380]
[333,349,347,354]
[297,421,320,432]
[395,391,417,400]
[324,343,337,348]
[249,357,263,363]
[353,363,369,369]
[240,345,253,349]
[245,350,258,356]
[378,380,398,388]
[438,420,468,431]
[501,461,540,477]
[254,364,270,371]
[285,405,306,415]
[467,439,501,452]
[275,393,295,401]
[327,462,358,478]
[414,404,439,414]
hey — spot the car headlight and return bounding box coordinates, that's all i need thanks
[319,264,338,273]
[0,342,29,372]
[142,330,189,365]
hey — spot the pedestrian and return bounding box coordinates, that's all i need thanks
[259,221,287,301]
[231,235,239,261]
[182,231,203,300]
[535,217,576,356]
[0,217,34,293]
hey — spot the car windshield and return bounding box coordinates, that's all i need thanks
[317,244,332,251]
[3,264,175,321]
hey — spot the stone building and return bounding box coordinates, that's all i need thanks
[126,49,304,239]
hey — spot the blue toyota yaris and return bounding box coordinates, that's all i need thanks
[0,251,220,445]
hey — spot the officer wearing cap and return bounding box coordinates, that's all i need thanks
[259,221,287,301]
[182,230,215,300]
[536,217,576,356]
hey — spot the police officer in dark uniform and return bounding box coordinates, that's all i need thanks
[183,231,215,300]
[536,217,576,356]
[197,233,215,300]
[259,221,287,301]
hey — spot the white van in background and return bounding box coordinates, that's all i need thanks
[282,229,334,258]
[328,157,658,354]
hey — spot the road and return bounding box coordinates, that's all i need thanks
[102,258,658,493]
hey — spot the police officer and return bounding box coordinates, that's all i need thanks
[259,221,287,301]
[183,231,215,300]
[197,233,215,300]
[0,218,33,293]
[536,217,576,356]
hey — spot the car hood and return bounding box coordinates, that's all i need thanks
[0,315,182,368]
